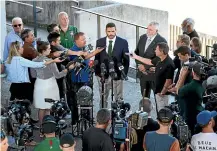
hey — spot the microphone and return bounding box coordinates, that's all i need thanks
[109,60,117,79]
[117,63,128,80]
[88,60,99,72]
[100,63,106,77]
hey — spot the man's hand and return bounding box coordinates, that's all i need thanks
[138,64,146,72]
[95,47,104,53]
[149,67,156,73]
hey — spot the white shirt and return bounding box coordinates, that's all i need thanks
[144,34,157,52]
[191,132,217,151]
[106,36,116,53]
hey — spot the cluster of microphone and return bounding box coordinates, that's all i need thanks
[100,57,128,80]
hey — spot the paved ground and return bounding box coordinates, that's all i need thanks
[1,23,175,150]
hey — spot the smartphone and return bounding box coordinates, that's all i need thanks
[125,53,133,56]
[97,46,107,49]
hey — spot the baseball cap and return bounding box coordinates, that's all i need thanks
[60,133,75,148]
[42,115,56,134]
[192,62,202,76]
[197,110,217,126]
[157,108,174,123]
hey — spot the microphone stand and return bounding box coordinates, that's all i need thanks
[100,75,105,108]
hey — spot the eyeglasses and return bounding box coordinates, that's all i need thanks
[13,24,22,27]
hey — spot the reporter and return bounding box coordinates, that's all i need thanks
[31,41,74,124]
[0,130,9,151]
[5,41,58,102]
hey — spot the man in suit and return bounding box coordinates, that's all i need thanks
[95,23,130,108]
[135,21,167,98]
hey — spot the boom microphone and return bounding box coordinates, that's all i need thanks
[109,60,117,79]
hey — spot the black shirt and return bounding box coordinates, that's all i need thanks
[82,127,115,151]
[183,30,199,40]
[131,118,160,151]
[151,55,175,93]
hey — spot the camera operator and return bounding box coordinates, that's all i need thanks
[82,108,115,151]
[131,42,175,111]
[34,115,61,151]
[187,110,217,151]
[168,46,193,116]
[178,62,205,134]
[60,133,76,151]
[131,97,159,151]
[143,108,180,151]
[0,130,9,151]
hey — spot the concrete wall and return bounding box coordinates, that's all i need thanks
[1,0,7,60]
[6,1,79,26]
[75,3,169,67]
[78,0,114,9]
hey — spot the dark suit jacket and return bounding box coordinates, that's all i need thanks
[134,33,167,81]
[95,36,130,80]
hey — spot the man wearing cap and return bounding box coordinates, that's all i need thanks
[189,110,217,151]
[60,133,76,151]
[34,115,61,151]
[178,62,205,134]
[143,108,180,151]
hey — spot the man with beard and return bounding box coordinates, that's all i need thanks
[94,22,130,108]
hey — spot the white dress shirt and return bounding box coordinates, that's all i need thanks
[144,34,157,52]
[106,36,116,53]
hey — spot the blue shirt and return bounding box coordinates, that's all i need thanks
[3,30,23,62]
[70,44,90,83]
[5,56,45,83]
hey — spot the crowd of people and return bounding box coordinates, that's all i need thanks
[1,9,217,151]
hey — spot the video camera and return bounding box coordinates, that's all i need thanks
[165,103,190,149]
[111,102,131,143]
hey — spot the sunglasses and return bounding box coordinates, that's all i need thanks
[13,24,22,27]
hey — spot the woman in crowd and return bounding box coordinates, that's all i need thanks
[190,37,202,54]
[31,41,74,125]
[0,130,9,151]
[5,41,61,102]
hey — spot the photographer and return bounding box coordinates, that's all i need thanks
[131,97,159,151]
[34,115,61,151]
[0,130,9,151]
[143,108,180,151]
[82,108,115,151]
[187,110,217,151]
[178,62,205,134]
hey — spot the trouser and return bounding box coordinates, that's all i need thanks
[97,76,123,108]
[56,77,65,99]
[185,110,200,135]
[139,78,154,98]
[155,94,169,112]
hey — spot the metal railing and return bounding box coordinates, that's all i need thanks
[71,5,147,50]
[6,0,43,37]
[169,24,217,58]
